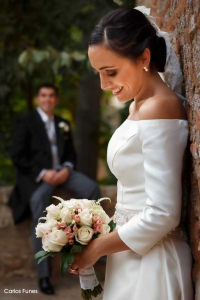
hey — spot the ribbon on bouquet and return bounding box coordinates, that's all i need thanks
[79,266,103,299]
[79,266,99,289]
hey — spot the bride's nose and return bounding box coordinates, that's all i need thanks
[100,74,111,90]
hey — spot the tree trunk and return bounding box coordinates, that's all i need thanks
[74,71,102,180]
[22,76,33,112]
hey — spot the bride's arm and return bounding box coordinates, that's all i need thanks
[72,231,129,271]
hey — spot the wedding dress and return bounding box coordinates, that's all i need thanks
[103,118,193,300]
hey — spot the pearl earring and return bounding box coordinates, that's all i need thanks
[144,67,148,72]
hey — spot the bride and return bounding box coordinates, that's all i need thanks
[68,7,194,299]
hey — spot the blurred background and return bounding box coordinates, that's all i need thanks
[0,0,135,299]
[0,0,135,187]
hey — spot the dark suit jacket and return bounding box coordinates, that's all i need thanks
[8,110,76,223]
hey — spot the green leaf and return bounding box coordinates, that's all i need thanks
[69,26,83,43]
[60,249,74,277]
[70,244,83,254]
[60,51,70,67]
[71,51,86,62]
[34,250,49,260]
[108,220,116,232]
[35,250,56,264]
[18,50,28,66]
[37,253,54,264]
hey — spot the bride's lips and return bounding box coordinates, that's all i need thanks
[111,87,123,95]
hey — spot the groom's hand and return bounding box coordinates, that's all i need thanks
[52,168,70,186]
[42,170,57,186]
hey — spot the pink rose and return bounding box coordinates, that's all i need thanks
[74,215,80,222]
[73,225,78,232]
[68,233,74,239]
[64,226,71,233]
[56,221,66,228]
[69,239,74,245]
[96,219,103,225]
[96,225,102,233]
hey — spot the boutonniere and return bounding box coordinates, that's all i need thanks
[58,122,70,134]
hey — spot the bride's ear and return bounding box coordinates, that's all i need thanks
[140,48,151,69]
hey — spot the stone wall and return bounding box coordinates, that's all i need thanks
[137,0,200,297]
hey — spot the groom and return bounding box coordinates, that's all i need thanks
[9,83,101,295]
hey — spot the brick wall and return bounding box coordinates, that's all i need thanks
[137,0,200,297]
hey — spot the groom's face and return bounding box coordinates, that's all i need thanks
[36,87,59,116]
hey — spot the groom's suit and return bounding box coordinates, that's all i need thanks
[9,110,77,223]
[9,109,101,279]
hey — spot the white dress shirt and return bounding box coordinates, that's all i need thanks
[36,107,73,182]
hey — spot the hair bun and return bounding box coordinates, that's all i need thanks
[153,36,166,72]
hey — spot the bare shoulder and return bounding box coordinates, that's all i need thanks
[139,94,187,121]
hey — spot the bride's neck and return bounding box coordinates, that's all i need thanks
[134,70,166,104]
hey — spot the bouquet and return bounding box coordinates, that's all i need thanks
[34,196,115,300]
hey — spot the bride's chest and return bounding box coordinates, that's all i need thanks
[107,121,143,177]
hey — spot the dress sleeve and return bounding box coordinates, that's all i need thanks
[117,120,189,256]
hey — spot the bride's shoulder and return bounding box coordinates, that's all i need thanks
[139,93,187,121]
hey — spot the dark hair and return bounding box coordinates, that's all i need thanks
[89,8,166,72]
[36,83,59,95]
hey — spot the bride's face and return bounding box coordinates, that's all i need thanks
[88,45,146,102]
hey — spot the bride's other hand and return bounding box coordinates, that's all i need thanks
[71,240,100,272]
[69,231,130,273]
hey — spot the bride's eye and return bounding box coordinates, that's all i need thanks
[107,71,117,77]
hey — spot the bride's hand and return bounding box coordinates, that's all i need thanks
[68,240,100,274]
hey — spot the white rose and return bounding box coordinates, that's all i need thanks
[46,218,58,230]
[75,226,93,245]
[79,209,92,226]
[58,122,69,132]
[46,204,61,218]
[35,222,50,237]
[60,207,72,224]
[63,199,77,209]
[99,211,110,225]
[91,206,110,224]
[58,121,66,128]
[35,218,58,237]
[99,224,110,237]
[78,199,93,209]
[66,199,93,210]
[42,234,63,252]
[50,228,69,246]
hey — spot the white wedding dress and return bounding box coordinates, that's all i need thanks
[103,119,193,300]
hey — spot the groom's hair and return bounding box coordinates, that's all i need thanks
[36,83,59,96]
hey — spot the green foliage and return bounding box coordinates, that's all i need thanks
[34,250,57,264]
[70,244,84,254]
[60,248,74,277]
[108,220,116,232]
[0,0,118,186]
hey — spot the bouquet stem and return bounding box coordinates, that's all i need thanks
[81,284,103,300]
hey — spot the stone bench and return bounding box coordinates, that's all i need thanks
[0,185,117,229]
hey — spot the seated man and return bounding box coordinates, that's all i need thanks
[9,83,101,295]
